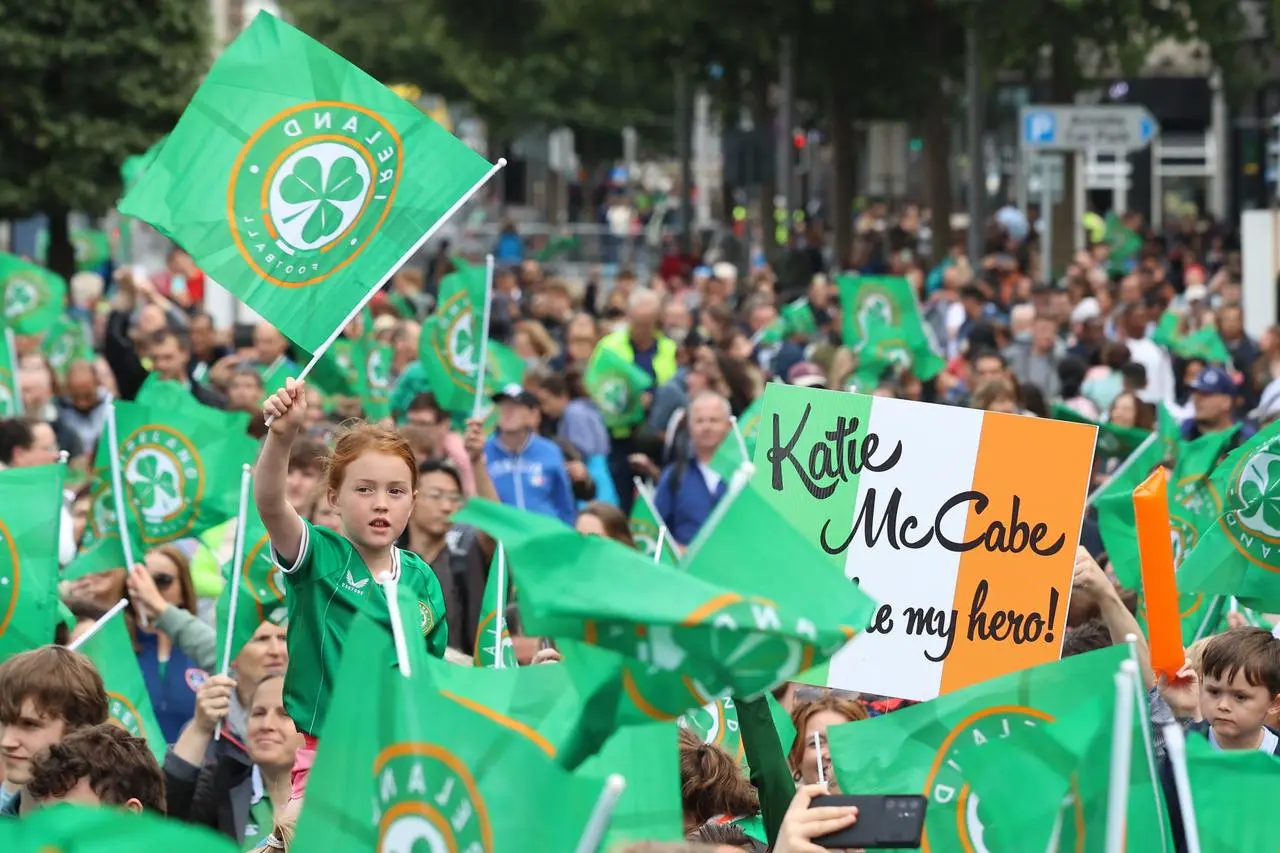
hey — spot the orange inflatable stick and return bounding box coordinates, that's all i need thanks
[1133,468,1183,681]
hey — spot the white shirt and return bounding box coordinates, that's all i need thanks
[696,460,723,495]
[1126,337,1176,405]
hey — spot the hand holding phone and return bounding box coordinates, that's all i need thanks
[774,784,858,853]
[809,794,927,849]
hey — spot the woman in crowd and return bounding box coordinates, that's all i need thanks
[787,695,869,792]
[576,501,635,547]
[678,729,766,851]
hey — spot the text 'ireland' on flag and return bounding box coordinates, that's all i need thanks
[118,12,500,353]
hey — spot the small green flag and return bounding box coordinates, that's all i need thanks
[1184,733,1280,851]
[40,316,95,379]
[37,229,111,271]
[0,252,67,336]
[64,475,132,582]
[292,613,600,851]
[474,548,517,667]
[215,505,287,667]
[628,487,679,566]
[757,298,818,346]
[76,614,168,760]
[117,13,496,353]
[0,464,66,658]
[1050,402,1151,464]
[576,722,684,847]
[1152,311,1232,365]
[584,347,655,431]
[0,804,239,852]
[0,328,19,416]
[707,397,764,481]
[1178,423,1280,609]
[837,275,945,388]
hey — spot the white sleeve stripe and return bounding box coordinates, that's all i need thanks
[272,523,309,575]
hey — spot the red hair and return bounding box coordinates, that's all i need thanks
[325,423,419,494]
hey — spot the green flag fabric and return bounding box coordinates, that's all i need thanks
[117,13,496,353]
[76,614,168,760]
[214,504,287,668]
[0,464,66,658]
[576,722,684,847]
[757,298,817,346]
[64,476,132,582]
[1049,402,1151,464]
[1178,423,1280,609]
[1183,734,1280,852]
[707,397,764,482]
[474,548,517,667]
[679,697,746,766]
[0,328,18,416]
[827,645,1169,853]
[628,486,679,566]
[0,252,67,336]
[584,346,655,431]
[836,275,945,388]
[36,229,111,271]
[292,613,599,851]
[40,316,95,379]
[0,804,238,852]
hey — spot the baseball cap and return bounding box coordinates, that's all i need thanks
[492,384,538,407]
[786,361,826,388]
[1184,283,1208,303]
[1189,366,1236,397]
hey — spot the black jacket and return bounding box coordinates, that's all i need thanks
[163,726,255,843]
[105,309,226,407]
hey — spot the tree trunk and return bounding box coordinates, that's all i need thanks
[749,67,779,251]
[918,6,953,265]
[829,84,856,269]
[46,211,76,282]
[1046,26,1079,278]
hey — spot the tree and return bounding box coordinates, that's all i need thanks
[0,1,208,277]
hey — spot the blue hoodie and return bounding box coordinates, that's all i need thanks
[484,432,577,525]
[136,629,208,744]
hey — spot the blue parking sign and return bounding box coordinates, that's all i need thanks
[1024,111,1056,145]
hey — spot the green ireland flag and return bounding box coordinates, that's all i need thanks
[576,722,684,847]
[0,327,19,416]
[757,298,818,345]
[474,548,516,667]
[584,346,654,431]
[457,484,875,722]
[117,12,497,353]
[76,615,168,760]
[836,275,945,389]
[215,505,288,667]
[827,645,1169,853]
[292,613,600,851]
[708,396,764,481]
[37,229,111,271]
[0,464,66,658]
[359,335,394,420]
[1049,402,1150,464]
[419,265,525,414]
[1183,734,1280,851]
[628,486,679,566]
[40,316,95,379]
[64,476,133,582]
[679,697,746,766]
[1152,311,1232,365]
[0,252,67,336]
[1178,423,1280,609]
[1,804,239,852]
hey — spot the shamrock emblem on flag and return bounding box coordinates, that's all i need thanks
[4,279,37,318]
[278,153,366,245]
[449,315,477,373]
[126,452,182,522]
[1237,452,1280,537]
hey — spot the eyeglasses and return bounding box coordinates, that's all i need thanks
[422,489,463,505]
[151,573,176,591]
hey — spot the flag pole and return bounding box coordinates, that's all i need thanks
[266,158,507,426]
[632,477,675,563]
[379,572,412,678]
[1104,660,1137,853]
[573,774,627,853]
[1123,636,1172,853]
[729,415,750,463]
[652,526,666,564]
[1086,430,1160,509]
[105,397,146,629]
[4,327,21,414]
[213,464,253,741]
[67,598,129,652]
[472,253,496,419]
[493,542,507,669]
[1160,722,1203,853]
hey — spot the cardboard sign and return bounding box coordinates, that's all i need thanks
[751,384,1097,700]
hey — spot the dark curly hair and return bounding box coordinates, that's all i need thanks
[26,723,166,813]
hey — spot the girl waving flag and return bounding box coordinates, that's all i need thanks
[255,377,447,808]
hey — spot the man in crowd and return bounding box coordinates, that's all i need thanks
[484,385,576,525]
[25,724,166,814]
[0,416,74,564]
[654,391,733,546]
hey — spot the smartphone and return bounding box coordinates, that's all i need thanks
[809,794,927,849]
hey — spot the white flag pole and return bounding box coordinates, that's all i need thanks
[4,327,21,414]
[213,464,253,741]
[472,254,496,419]
[493,542,508,668]
[105,397,146,629]
[652,526,666,564]
[1160,723,1203,853]
[66,598,129,652]
[573,774,627,853]
[729,415,749,464]
[265,158,507,427]
[632,476,674,562]
[1104,660,1137,853]
[379,572,412,678]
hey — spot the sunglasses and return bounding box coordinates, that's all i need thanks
[151,573,176,591]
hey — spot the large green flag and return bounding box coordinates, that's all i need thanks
[827,645,1169,853]
[0,327,18,416]
[456,485,875,722]
[584,347,655,432]
[0,252,67,336]
[117,13,496,353]
[292,613,599,851]
[0,804,238,852]
[76,615,168,760]
[419,265,525,414]
[474,548,517,667]
[576,722,684,847]
[0,464,66,658]
[214,504,287,668]
[837,275,945,389]
[1184,734,1280,851]
[1178,423,1280,609]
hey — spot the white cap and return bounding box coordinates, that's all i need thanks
[1070,297,1101,324]
[712,261,738,282]
[1185,284,1208,303]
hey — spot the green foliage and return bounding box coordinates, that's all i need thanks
[0,1,208,219]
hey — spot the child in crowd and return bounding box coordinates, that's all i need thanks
[256,379,448,812]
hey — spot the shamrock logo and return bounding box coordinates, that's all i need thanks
[857,294,894,339]
[125,450,183,522]
[1236,452,1280,536]
[448,314,477,372]
[367,349,389,389]
[277,153,366,246]
[5,279,37,318]
[598,378,629,416]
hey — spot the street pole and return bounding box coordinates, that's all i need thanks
[675,67,694,255]
[964,6,984,264]
[777,35,795,222]
[1041,155,1054,286]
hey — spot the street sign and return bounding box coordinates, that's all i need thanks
[1019,105,1159,152]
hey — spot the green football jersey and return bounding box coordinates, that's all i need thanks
[275,520,447,735]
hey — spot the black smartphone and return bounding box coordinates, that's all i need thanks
[809,794,927,849]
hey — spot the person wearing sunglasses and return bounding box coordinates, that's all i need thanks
[124,545,208,743]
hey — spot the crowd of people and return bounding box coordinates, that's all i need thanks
[0,204,1278,852]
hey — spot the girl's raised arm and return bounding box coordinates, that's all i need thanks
[255,378,308,566]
